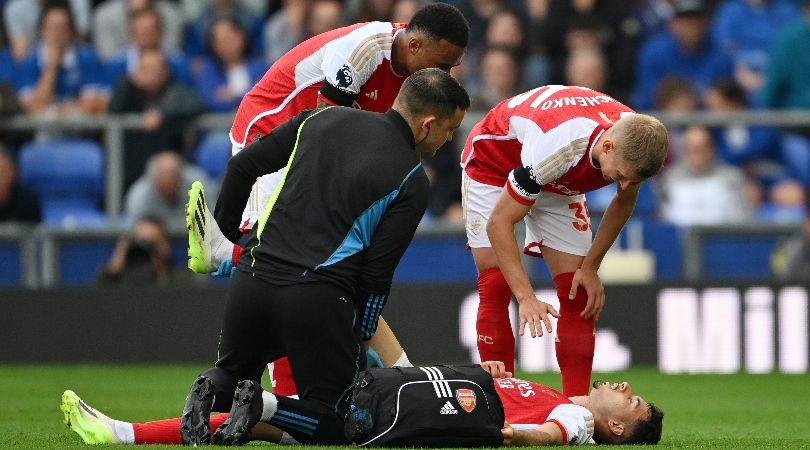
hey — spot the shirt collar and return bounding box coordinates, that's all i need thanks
[385,108,416,148]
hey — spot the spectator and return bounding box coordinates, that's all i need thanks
[193,17,264,112]
[3,0,91,62]
[471,47,522,110]
[182,0,264,59]
[760,0,810,110]
[757,178,806,223]
[392,0,424,22]
[16,2,106,116]
[703,79,785,182]
[654,77,700,165]
[0,145,42,223]
[459,9,531,94]
[659,126,754,225]
[123,151,210,231]
[0,48,20,116]
[352,0,396,22]
[564,47,608,92]
[773,196,810,280]
[262,0,308,64]
[306,0,344,37]
[93,0,184,62]
[633,0,734,110]
[179,0,267,24]
[108,49,206,186]
[444,0,503,51]
[711,0,800,100]
[106,7,191,88]
[543,0,636,101]
[96,216,192,286]
[759,0,810,187]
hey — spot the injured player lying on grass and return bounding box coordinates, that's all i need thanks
[60,361,663,446]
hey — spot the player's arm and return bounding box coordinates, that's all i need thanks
[213,110,314,242]
[355,173,429,341]
[503,404,594,447]
[480,360,512,378]
[318,24,388,108]
[367,316,411,367]
[487,187,533,304]
[576,181,640,319]
[501,423,564,446]
[318,81,358,108]
[487,175,559,338]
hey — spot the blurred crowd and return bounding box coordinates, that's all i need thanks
[1,0,810,277]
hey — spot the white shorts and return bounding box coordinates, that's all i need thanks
[233,143,287,231]
[462,172,593,257]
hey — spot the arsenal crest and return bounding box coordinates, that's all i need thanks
[455,389,476,413]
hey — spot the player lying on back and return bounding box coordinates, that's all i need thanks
[61,361,663,446]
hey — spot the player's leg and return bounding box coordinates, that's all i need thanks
[60,390,134,444]
[216,282,362,445]
[463,172,516,373]
[181,271,284,444]
[525,193,595,396]
[186,180,237,274]
[61,390,285,445]
[270,315,404,398]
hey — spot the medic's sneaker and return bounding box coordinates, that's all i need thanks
[60,390,120,444]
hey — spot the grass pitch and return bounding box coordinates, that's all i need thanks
[0,364,808,449]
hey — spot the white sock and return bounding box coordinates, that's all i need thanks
[260,391,278,422]
[114,421,134,444]
[211,234,235,264]
[393,351,412,367]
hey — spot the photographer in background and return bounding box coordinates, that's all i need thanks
[96,216,187,286]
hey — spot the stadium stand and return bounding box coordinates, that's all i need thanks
[18,139,107,229]
[193,132,231,181]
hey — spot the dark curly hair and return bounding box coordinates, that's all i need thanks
[405,3,469,48]
[594,403,664,445]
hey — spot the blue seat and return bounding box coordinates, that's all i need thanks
[194,132,232,180]
[18,139,108,228]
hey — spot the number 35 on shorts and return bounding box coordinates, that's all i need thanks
[568,201,591,231]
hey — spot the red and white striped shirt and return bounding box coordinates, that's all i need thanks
[461,85,636,204]
[230,21,407,148]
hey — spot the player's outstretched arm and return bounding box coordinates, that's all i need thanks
[501,422,564,446]
[367,316,412,367]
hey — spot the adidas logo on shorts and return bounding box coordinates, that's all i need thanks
[439,401,458,415]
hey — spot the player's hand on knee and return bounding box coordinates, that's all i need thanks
[571,268,605,320]
[480,360,512,378]
[517,297,560,338]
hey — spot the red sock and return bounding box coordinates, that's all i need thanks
[132,413,228,444]
[476,268,515,373]
[554,272,595,397]
[271,357,297,397]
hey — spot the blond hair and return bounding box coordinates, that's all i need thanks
[611,114,668,179]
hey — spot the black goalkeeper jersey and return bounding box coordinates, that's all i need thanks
[214,107,428,337]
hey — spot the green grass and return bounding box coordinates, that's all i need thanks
[0,365,808,448]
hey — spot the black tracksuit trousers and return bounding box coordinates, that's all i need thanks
[200,270,365,444]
